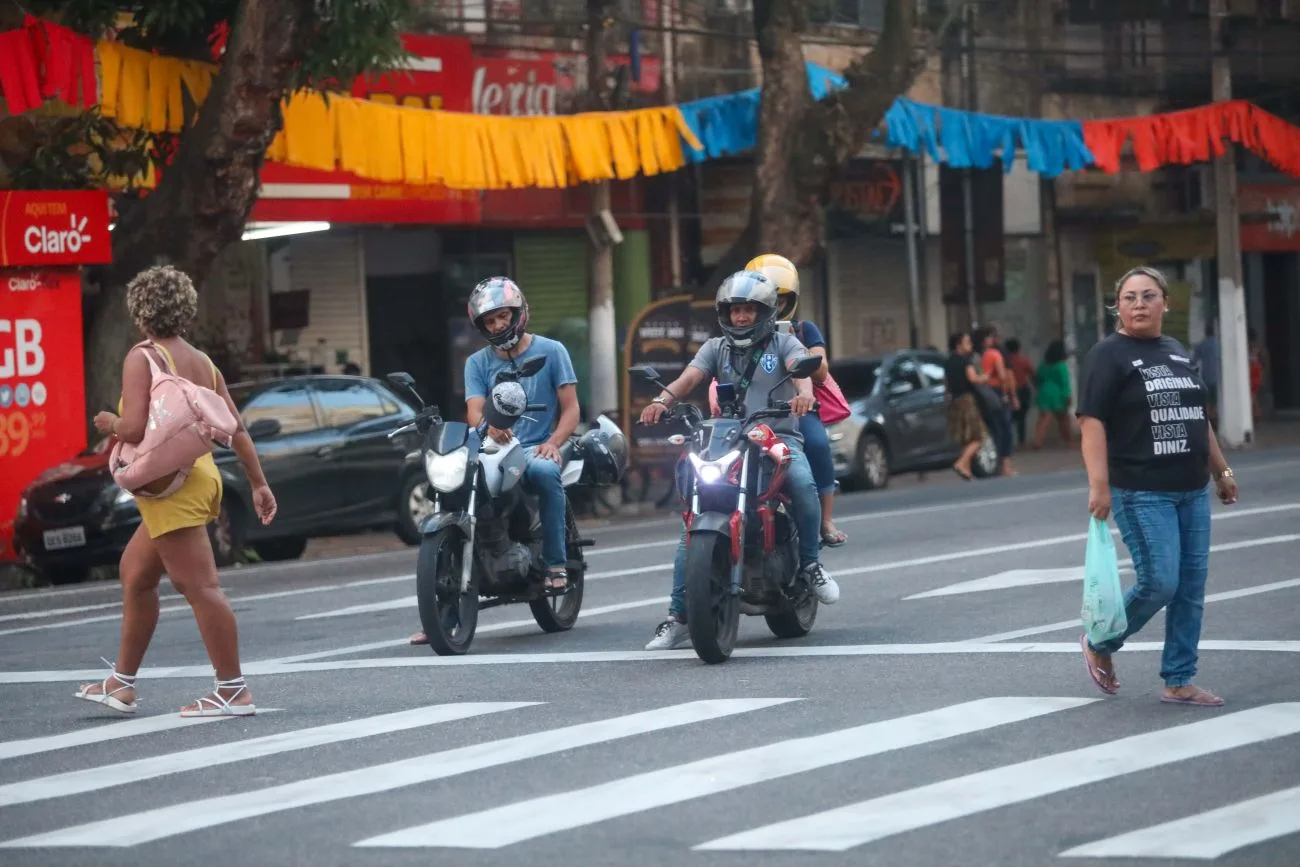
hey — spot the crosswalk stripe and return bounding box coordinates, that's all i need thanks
[0,711,278,761]
[1059,783,1300,860]
[695,702,1300,852]
[0,702,530,808]
[0,698,791,849]
[352,696,1097,850]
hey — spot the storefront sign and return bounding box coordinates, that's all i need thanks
[1240,183,1300,252]
[0,269,86,555]
[256,33,481,225]
[622,296,717,466]
[472,50,662,116]
[0,190,112,268]
[828,160,905,229]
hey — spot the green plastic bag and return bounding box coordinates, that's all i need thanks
[1081,517,1128,645]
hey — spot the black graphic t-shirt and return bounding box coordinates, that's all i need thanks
[1077,333,1210,492]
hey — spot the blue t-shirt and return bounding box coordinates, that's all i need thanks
[464,335,578,447]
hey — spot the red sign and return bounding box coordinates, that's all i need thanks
[472,50,662,116]
[0,190,112,268]
[256,33,480,225]
[1240,183,1300,252]
[0,269,87,557]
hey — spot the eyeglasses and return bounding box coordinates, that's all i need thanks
[1117,291,1163,307]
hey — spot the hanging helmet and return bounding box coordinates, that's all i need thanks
[746,253,800,320]
[482,380,528,430]
[468,277,529,351]
[715,269,780,350]
[576,415,629,486]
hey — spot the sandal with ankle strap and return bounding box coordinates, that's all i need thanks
[75,657,138,714]
[180,676,257,717]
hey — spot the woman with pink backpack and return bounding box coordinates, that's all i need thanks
[77,265,278,718]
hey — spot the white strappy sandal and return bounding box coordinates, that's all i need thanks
[74,658,138,714]
[180,676,257,717]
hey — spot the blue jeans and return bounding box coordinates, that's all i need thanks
[799,413,836,496]
[668,444,821,619]
[522,448,566,570]
[1089,485,1212,687]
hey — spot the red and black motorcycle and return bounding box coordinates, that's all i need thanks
[631,355,822,663]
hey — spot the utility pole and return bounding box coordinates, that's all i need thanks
[662,0,682,288]
[1210,0,1253,448]
[960,0,979,328]
[585,0,618,419]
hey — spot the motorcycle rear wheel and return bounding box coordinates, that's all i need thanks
[417,528,480,656]
[684,533,740,664]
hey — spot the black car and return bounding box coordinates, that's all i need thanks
[826,349,998,489]
[13,375,429,584]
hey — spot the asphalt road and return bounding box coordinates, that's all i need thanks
[1,450,1299,867]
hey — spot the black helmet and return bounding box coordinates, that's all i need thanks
[715,269,780,350]
[468,277,529,351]
[577,415,628,486]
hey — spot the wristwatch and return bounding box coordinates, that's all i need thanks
[1215,467,1233,480]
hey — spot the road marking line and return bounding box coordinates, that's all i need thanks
[3,640,1297,685]
[0,699,794,849]
[353,696,1096,849]
[267,596,669,663]
[968,573,1300,643]
[1059,783,1300,860]
[695,702,1300,852]
[0,702,528,808]
[909,529,1300,600]
[0,711,280,761]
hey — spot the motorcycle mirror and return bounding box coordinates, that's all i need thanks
[788,354,821,379]
[517,356,547,378]
[387,372,417,390]
[628,364,662,385]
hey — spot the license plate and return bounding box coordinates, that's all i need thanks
[43,526,87,551]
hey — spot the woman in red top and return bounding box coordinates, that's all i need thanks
[975,327,1018,476]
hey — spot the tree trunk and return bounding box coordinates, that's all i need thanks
[84,0,314,421]
[706,0,927,292]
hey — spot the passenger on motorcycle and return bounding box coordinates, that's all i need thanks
[408,276,581,646]
[640,269,841,651]
[746,252,848,548]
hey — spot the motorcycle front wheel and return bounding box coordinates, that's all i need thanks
[684,532,740,664]
[416,528,480,656]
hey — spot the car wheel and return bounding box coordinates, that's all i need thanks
[970,433,999,478]
[208,498,242,567]
[396,472,435,546]
[855,433,890,490]
[253,537,308,561]
[42,566,89,586]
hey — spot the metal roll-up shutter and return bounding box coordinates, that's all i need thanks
[827,236,912,358]
[276,229,367,373]
[513,231,591,408]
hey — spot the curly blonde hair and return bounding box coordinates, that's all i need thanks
[125,265,198,339]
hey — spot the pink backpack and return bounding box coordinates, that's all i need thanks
[109,342,239,498]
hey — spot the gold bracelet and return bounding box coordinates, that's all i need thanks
[1215,467,1233,480]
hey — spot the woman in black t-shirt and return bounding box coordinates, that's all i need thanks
[944,332,988,480]
[1076,265,1239,707]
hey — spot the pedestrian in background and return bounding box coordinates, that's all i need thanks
[1076,265,1238,707]
[1004,338,1035,446]
[1031,339,1074,449]
[974,326,1018,477]
[82,265,277,717]
[944,331,988,481]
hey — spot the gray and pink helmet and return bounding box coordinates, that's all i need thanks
[467,277,530,351]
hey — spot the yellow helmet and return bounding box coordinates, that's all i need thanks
[745,253,800,320]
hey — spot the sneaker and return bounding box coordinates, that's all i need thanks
[801,563,840,605]
[645,616,690,650]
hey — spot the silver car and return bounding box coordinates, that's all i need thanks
[826,350,998,490]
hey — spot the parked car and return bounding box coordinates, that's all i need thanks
[13,374,429,584]
[826,350,998,490]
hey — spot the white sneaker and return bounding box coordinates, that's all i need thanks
[645,616,690,650]
[802,563,840,605]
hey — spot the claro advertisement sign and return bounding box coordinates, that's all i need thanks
[0,190,113,268]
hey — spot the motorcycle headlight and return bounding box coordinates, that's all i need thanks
[424,446,470,493]
[689,449,741,485]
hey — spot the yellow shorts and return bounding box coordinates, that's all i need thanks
[134,453,223,539]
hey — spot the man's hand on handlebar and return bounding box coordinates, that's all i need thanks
[640,401,669,426]
[789,395,816,417]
